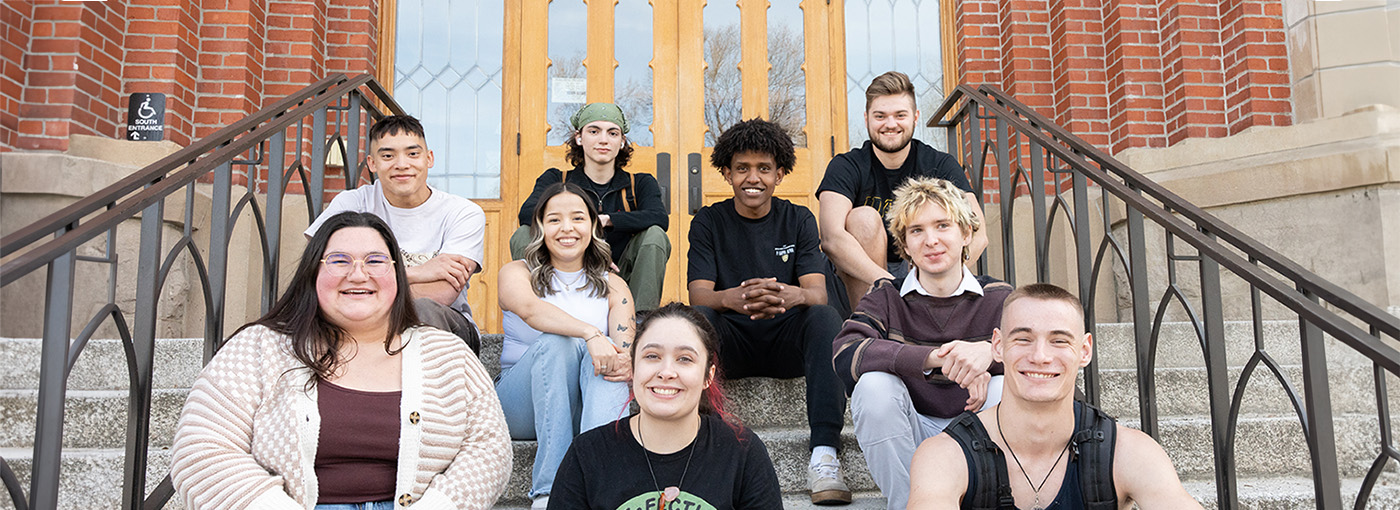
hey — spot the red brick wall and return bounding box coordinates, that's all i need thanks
[0,2,32,150]
[955,0,1290,200]
[19,0,128,151]
[1,0,377,154]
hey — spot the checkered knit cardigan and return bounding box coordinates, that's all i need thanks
[170,324,511,510]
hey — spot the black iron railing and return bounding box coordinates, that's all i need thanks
[0,73,401,510]
[932,84,1400,509]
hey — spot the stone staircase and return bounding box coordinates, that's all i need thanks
[2,321,1399,509]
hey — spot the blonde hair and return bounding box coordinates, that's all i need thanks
[886,177,980,262]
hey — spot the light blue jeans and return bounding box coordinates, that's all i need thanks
[315,502,393,510]
[495,333,630,498]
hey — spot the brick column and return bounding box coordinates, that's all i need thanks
[19,0,128,151]
[1104,0,1169,153]
[123,0,200,146]
[1221,0,1289,134]
[1,2,33,150]
[1159,0,1228,145]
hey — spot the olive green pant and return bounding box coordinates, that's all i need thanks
[509,225,670,311]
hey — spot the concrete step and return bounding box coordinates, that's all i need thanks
[1093,321,1302,370]
[1184,474,1400,509]
[0,338,204,392]
[1092,361,1400,420]
[0,389,186,449]
[1124,413,1385,480]
[0,447,181,510]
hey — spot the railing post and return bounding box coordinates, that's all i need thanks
[310,106,328,210]
[121,198,163,510]
[264,132,287,314]
[1197,230,1237,510]
[29,244,75,510]
[1299,289,1343,509]
[966,106,988,276]
[347,90,363,187]
[1125,185,1158,436]
[994,117,1016,285]
[1028,142,1048,282]
[205,162,233,362]
[1072,172,1099,405]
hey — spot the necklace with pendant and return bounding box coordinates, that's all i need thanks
[997,404,1073,510]
[638,415,697,510]
[554,269,586,291]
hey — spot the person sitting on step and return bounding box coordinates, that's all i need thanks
[908,283,1202,509]
[832,176,1011,510]
[306,115,486,353]
[686,118,851,505]
[511,102,670,312]
[497,182,636,510]
[549,302,783,509]
[172,211,511,510]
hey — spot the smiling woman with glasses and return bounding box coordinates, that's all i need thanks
[170,211,512,510]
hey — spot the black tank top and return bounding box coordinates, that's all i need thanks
[960,440,1087,509]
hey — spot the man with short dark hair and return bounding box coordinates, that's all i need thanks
[306,115,484,352]
[818,71,988,309]
[687,118,850,505]
[908,283,1201,510]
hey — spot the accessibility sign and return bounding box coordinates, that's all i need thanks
[127,93,165,141]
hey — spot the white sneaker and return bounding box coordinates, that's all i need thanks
[531,495,550,509]
[808,453,852,505]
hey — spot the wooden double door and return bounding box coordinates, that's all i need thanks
[476,0,849,331]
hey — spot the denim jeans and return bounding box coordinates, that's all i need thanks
[851,371,1004,510]
[495,333,630,498]
[315,501,394,510]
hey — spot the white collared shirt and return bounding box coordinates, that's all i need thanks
[900,265,984,298]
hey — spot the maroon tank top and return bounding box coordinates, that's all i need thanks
[314,379,401,503]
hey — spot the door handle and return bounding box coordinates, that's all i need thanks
[656,152,671,214]
[688,152,702,215]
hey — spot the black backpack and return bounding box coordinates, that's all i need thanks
[943,401,1117,510]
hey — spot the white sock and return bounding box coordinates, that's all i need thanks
[810,445,838,466]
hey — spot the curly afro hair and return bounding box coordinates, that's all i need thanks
[709,118,795,176]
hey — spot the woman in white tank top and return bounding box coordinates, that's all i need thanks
[496,182,636,508]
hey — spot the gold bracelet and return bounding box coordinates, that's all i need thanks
[586,332,605,342]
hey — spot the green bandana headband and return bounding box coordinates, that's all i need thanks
[570,102,630,134]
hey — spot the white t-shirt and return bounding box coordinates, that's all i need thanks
[305,181,486,319]
[499,268,610,370]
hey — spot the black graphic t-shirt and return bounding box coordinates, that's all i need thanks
[686,197,825,292]
[548,414,783,510]
[817,139,972,262]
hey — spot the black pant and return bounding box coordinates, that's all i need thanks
[695,304,846,449]
[414,297,481,354]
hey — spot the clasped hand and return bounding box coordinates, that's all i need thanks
[725,278,803,320]
[586,335,631,382]
[926,341,994,410]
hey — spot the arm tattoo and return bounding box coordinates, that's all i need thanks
[622,298,628,304]
[617,324,628,332]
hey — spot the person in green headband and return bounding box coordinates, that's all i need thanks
[511,102,671,315]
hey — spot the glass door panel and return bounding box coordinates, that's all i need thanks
[841,0,948,152]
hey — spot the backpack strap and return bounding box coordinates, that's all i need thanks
[623,171,637,212]
[1072,401,1119,509]
[944,412,1017,510]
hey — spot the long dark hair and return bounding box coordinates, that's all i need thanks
[252,211,419,382]
[631,303,737,427]
[523,182,612,298]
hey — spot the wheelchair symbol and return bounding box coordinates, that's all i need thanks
[137,97,158,119]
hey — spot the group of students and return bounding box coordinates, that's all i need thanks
[167,71,1202,510]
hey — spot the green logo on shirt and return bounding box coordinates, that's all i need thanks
[616,490,716,510]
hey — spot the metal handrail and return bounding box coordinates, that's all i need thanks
[0,73,402,510]
[931,84,1400,509]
